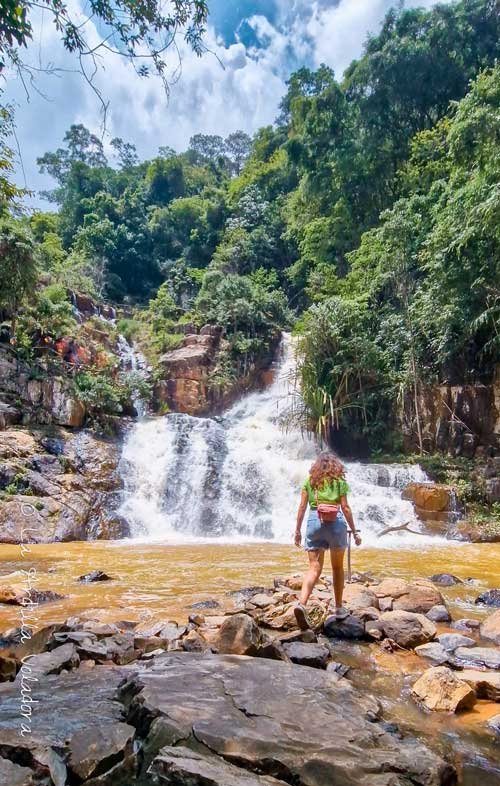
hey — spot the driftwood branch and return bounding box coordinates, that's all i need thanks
[377,521,426,537]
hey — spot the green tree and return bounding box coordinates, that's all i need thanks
[0,218,38,332]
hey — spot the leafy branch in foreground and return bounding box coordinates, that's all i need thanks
[1,1,209,115]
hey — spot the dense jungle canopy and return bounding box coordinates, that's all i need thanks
[0,0,499,449]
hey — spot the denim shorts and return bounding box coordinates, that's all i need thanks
[304,509,348,551]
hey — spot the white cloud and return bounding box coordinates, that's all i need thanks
[303,0,448,76]
[4,0,451,205]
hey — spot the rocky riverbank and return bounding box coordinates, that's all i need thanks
[0,428,127,543]
[1,572,499,785]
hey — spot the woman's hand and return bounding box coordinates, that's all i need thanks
[294,528,302,547]
[354,533,362,546]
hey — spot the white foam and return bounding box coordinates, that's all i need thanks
[118,335,445,546]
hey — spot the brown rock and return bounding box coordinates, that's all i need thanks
[393,582,444,614]
[378,597,393,612]
[343,584,379,610]
[182,630,208,652]
[0,585,22,604]
[160,344,211,381]
[211,613,262,655]
[458,670,500,701]
[373,578,410,598]
[411,666,477,713]
[68,722,136,780]
[480,609,500,645]
[402,483,455,513]
[377,610,436,649]
[0,653,17,681]
[261,601,325,631]
[249,593,275,608]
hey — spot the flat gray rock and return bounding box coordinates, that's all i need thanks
[14,642,79,680]
[436,633,476,651]
[426,605,451,623]
[149,745,288,785]
[454,647,500,670]
[452,618,480,631]
[0,664,134,782]
[125,651,454,786]
[0,757,36,786]
[414,643,449,664]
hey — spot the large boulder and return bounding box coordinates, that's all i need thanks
[0,666,136,784]
[260,601,324,631]
[480,609,500,645]
[342,583,379,611]
[411,666,476,713]
[14,643,80,678]
[392,581,444,614]
[0,428,127,544]
[324,613,367,640]
[402,482,455,523]
[436,633,475,651]
[126,652,455,785]
[373,578,410,599]
[376,610,436,649]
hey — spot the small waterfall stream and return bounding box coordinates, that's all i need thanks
[118,336,433,545]
[116,334,150,418]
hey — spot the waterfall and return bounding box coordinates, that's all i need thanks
[118,335,435,546]
[116,335,150,418]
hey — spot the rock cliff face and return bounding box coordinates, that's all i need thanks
[154,326,280,416]
[0,428,128,543]
[0,347,86,428]
[402,372,500,458]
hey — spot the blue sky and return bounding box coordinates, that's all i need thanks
[6,0,447,203]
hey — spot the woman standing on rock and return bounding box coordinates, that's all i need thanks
[294,452,361,629]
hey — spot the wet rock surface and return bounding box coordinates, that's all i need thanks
[1,572,499,784]
[126,652,454,786]
[476,589,500,607]
[480,609,500,644]
[411,666,477,713]
[0,428,127,543]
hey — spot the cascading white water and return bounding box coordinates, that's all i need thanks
[116,335,150,418]
[118,335,436,546]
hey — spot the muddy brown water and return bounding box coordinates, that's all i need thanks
[1,540,499,783]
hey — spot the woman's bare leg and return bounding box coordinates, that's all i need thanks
[299,550,324,606]
[330,548,346,608]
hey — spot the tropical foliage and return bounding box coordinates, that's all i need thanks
[0,0,498,449]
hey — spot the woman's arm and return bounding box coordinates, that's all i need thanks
[340,495,362,545]
[294,489,308,547]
